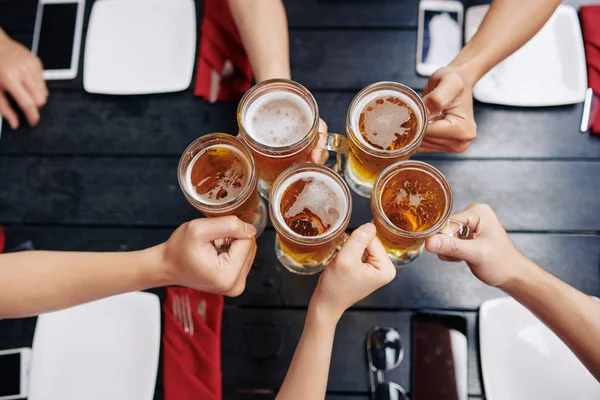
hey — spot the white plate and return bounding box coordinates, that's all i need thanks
[465,5,587,106]
[480,297,600,400]
[83,0,196,95]
[29,292,161,400]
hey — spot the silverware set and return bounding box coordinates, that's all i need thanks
[172,293,194,337]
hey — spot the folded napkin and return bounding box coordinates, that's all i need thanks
[580,5,600,134]
[163,287,224,400]
[194,0,253,102]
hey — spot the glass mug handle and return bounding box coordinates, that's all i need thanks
[317,132,348,175]
[212,237,232,254]
[428,112,446,124]
[439,219,473,240]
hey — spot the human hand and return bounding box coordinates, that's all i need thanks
[310,223,396,321]
[160,216,257,296]
[425,204,526,288]
[0,29,48,129]
[418,66,477,153]
[310,118,330,164]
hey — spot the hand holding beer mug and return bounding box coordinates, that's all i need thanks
[345,82,436,198]
[269,164,352,275]
[371,160,472,267]
[238,79,348,199]
[178,134,268,248]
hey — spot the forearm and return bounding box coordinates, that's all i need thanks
[276,302,338,400]
[503,258,600,380]
[228,0,291,82]
[450,0,561,85]
[0,246,168,318]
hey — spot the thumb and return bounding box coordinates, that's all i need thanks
[425,234,478,263]
[188,216,256,242]
[422,73,463,117]
[338,223,377,263]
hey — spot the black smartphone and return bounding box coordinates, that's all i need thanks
[411,311,468,400]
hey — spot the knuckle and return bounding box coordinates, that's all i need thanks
[225,282,245,297]
[455,141,470,153]
[186,219,205,236]
[445,238,460,255]
[224,215,242,231]
[215,276,235,293]
[428,93,443,109]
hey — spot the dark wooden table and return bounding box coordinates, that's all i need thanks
[1,0,600,398]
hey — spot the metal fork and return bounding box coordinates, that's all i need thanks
[172,293,194,337]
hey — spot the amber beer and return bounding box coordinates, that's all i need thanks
[238,79,347,199]
[345,82,428,198]
[178,133,267,237]
[270,164,352,275]
[371,160,470,266]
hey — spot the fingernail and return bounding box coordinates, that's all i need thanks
[428,236,441,251]
[363,222,376,232]
[245,223,257,236]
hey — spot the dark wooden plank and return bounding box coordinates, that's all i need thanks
[6,226,598,312]
[291,30,426,91]
[0,0,37,33]
[285,0,418,28]
[0,92,239,155]
[1,158,599,231]
[3,92,598,159]
[222,309,483,395]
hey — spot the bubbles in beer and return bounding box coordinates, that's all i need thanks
[187,145,250,205]
[279,172,346,237]
[381,168,446,232]
[353,90,421,151]
[244,91,314,147]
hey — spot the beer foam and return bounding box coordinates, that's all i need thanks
[243,91,314,147]
[351,90,422,150]
[185,145,250,206]
[276,171,347,236]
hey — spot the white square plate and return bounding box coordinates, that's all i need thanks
[84,0,196,95]
[465,5,587,106]
[29,292,161,400]
[480,297,600,400]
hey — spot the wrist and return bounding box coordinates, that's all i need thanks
[498,254,542,294]
[136,244,175,288]
[307,299,342,331]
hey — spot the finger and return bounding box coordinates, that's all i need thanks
[5,80,40,126]
[417,142,449,153]
[318,118,328,133]
[0,92,19,129]
[23,75,47,107]
[426,118,476,145]
[310,148,329,164]
[364,235,390,270]
[338,223,377,264]
[364,236,396,282]
[224,240,257,296]
[438,254,462,263]
[188,216,257,242]
[425,234,478,262]
[423,73,463,117]
[446,206,483,231]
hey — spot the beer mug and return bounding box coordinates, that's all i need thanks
[178,133,267,238]
[371,160,471,267]
[345,81,430,198]
[238,79,348,200]
[269,164,352,275]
